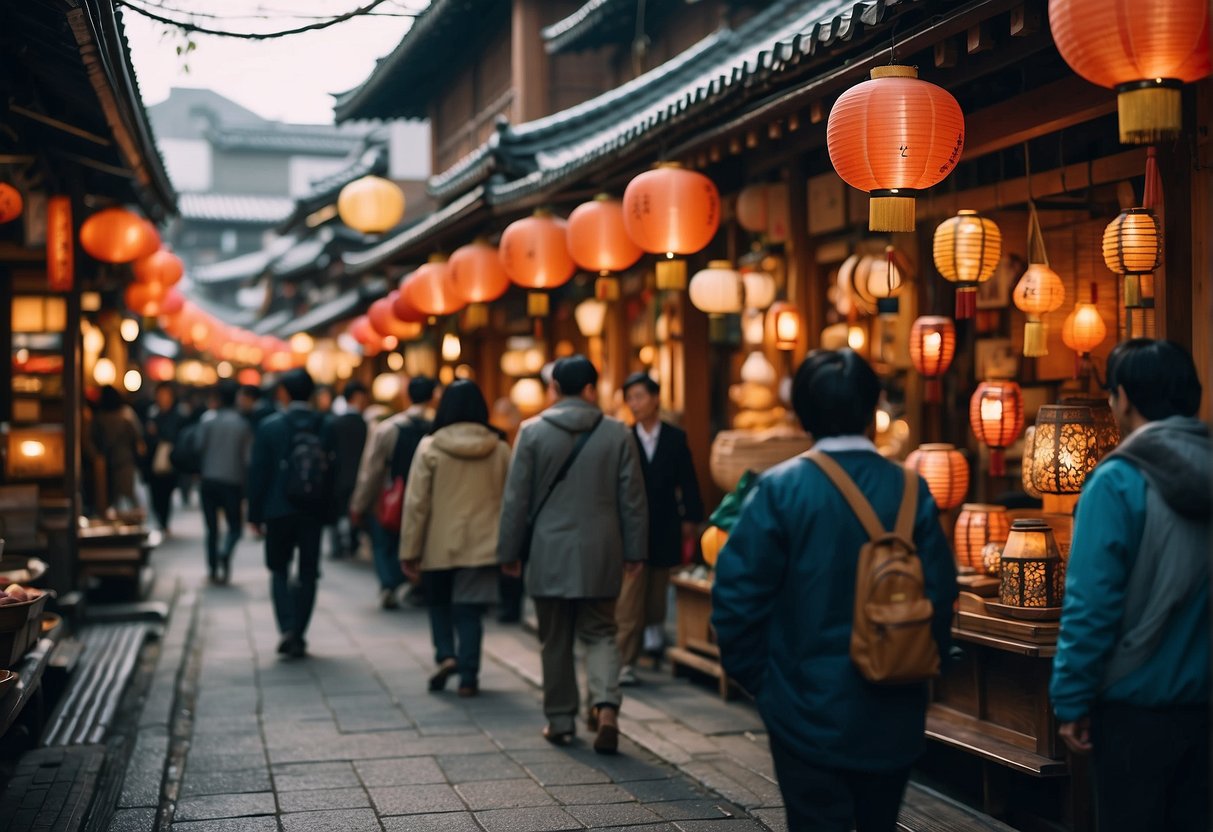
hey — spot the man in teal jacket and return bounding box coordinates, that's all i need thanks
[713,349,956,832]
[1051,338,1210,832]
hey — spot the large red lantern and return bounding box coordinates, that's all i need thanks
[1049,0,1210,144]
[909,316,957,403]
[567,195,643,300]
[449,239,510,304]
[159,288,185,317]
[125,281,167,317]
[403,255,465,317]
[79,207,159,264]
[622,164,720,290]
[391,287,427,324]
[827,66,965,232]
[0,183,23,223]
[369,295,422,341]
[500,210,576,316]
[133,249,184,287]
[970,380,1025,477]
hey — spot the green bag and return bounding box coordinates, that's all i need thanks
[707,470,758,533]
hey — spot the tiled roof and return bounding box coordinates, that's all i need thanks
[341,185,484,275]
[278,143,390,232]
[541,0,681,55]
[178,193,296,224]
[191,235,298,285]
[208,123,370,156]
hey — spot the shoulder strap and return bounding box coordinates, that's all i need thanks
[803,451,886,541]
[894,466,919,540]
[528,414,604,525]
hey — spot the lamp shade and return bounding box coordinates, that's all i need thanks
[500,210,576,290]
[80,207,158,263]
[368,296,423,341]
[1061,301,1107,356]
[826,65,965,231]
[622,163,720,290]
[567,195,643,274]
[337,175,405,234]
[904,443,969,510]
[999,519,1065,611]
[933,210,1001,318]
[741,270,777,310]
[1103,208,1162,307]
[767,301,800,351]
[1029,404,1099,495]
[133,249,184,287]
[954,504,1011,573]
[449,239,510,303]
[1061,396,1120,455]
[574,298,608,338]
[970,380,1025,476]
[909,316,956,403]
[1048,0,1211,143]
[1013,264,1066,357]
[689,260,744,315]
[1021,426,1043,499]
[403,255,465,317]
[0,183,23,223]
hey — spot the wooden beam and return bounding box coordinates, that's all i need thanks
[967,23,994,54]
[1010,3,1042,36]
[935,38,959,69]
[962,75,1117,161]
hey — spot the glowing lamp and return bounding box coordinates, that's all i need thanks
[123,369,143,393]
[1103,208,1161,308]
[403,255,465,317]
[120,319,140,342]
[1028,404,1099,495]
[80,207,158,263]
[133,249,184,287]
[741,270,777,310]
[1012,265,1066,357]
[767,301,800,351]
[970,380,1024,476]
[622,163,721,290]
[0,183,22,223]
[510,378,547,414]
[369,295,424,340]
[125,281,167,317]
[1061,284,1108,371]
[441,333,461,363]
[933,210,1001,318]
[909,316,956,403]
[337,175,405,234]
[905,443,969,511]
[567,195,643,300]
[93,357,117,386]
[688,261,744,316]
[574,298,608,338]
[449,239,510,303]
[954,504,1011,573]
[500,210,576,315]
[999,519,1065,612]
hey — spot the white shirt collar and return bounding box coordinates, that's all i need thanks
[811,435,879,454]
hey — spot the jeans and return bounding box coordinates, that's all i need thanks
[148,473,177,531]
[265,515,323,639]
[368,515,403,591]
[424,570,484,687]
[200,479,243,573]
[768,734,909,832]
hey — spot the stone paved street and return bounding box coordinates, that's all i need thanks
[109,507,781,831]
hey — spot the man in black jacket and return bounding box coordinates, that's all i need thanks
[327,380,369,560]
[618,372,704,685]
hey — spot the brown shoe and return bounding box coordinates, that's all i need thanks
[592,706,619,755]
[457,683,479,698]
[542,724,574,746]
[428,658,457,692]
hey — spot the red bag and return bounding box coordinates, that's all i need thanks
[376,476,405,534]
[374,419,429,535]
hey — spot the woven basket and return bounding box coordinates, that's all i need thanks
[710,428,813,492]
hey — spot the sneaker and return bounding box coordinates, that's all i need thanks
[618,665,639,687]
[428,658,457,692]
[379,588,399,610]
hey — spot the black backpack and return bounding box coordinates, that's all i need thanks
[282,413,334,510]
[170,423,203,475]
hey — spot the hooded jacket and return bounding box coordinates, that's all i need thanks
[496,397,648,599]
[1052,416,1212,722]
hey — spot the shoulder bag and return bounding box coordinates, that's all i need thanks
[518,415,602,563]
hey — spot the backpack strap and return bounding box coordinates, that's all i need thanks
[803,451,887,541]
[894,467,919,541]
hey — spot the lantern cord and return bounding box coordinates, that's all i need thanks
[116,0,403,39]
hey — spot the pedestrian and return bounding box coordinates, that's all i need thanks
[196,380,253,585]
[399,380,510,697]
[712,349,957,832]
[1050,338,1210,832]
[247,369,335,659]
[249,382,279,428]
[617,372,704,685]
[144,381,184,535]
[327,380,370,560]
[313,384,334,415]
[236,384,260,423]
[350,376,436,609]
[497,355,648,753]
[92,385,145,512]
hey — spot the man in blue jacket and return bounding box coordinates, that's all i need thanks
[1051,338,1210,832]
[713,349,956,832]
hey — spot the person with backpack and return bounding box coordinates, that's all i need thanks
[712,349,956,831]
[196,380,253,584]
[247,369,335,659]
[1050,339,1210,832]
[143,382,185,535]
[350,376,436,609]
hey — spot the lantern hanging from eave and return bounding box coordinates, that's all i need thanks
[449,238,510,304]
[735,182,790,243]
[933,209,1001,318]
[741,269,777,310]
[369,296,423,341]
[826,65,965,231]
[1048,0,1211,144]
[905,443,970,511]
[622,163,721,290]
[349,315,380,347]
[133,249,184,287]
[124,281,167,318]
[567,195,643,301]
[391,286,428,324]
[864,246,907,317]
[0,183,23,223]
[500,209,576,316]
[688,261,744,316]
[1103,208,1161,308]
[970,380,1024,477]
[79,207,158,264]
[403,254,466,317]
[159,288,185,317]
[47,196,73,292]
[337,175,405,235]
[766,301,800,351]
[908,316,956,403]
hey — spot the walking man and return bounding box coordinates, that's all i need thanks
[248,369,334,659]
[328,380,370,560]
[1051,338,1210,832]
[196,380,253,584]
[497,356,648,753]
[350,376,435,609]
[617,372,704,684]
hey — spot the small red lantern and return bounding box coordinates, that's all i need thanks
[46,196,74,292]
[133,249,184,287]
[80,207,159,264]
[403,255,465,317]
[567,195,643,300]
[449,239,510,304]
[622,164,721,290]
[970,380,1025,477]
[905,443,970,511]
[125,281,167,317]
[909,316,957,403]
[0,183,23,223]
[160,288,185,317]
[391,287,428,324]
[369,296,423,341]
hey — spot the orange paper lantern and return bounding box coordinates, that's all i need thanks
[1049,0,1211,144]
[954,504,1011,572]
[827,66,965,232]
[0,183,23,223]
[349,315,380,347]
[1061,286,1108,360]
[449,239,510,303]
[622,164,720,290]
[80,207,159,264]
[500,211,576,290]
[125,281,167,317]
[337,175,405,234]
[133,249,184,287]
[46,196,74,292]
[909,316,956,403]
[403,255,465,317]
[160,288,185,317]
[1013,264,1066,357]
[767,301,800,351]
[369,295,423,341]
[567,195,643,300]
[391,286,427,323]
[970,380,1025,477]
[933,210,1001,318]
[905,443,970,511]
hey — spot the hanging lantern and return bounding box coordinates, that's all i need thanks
[954,504,1011,573]
[441,333,462,363]
[391,287,427,324]
[46,196,74,292]
[622,163,721,290]
[500,209,576,315]
[1061,283,1108,375]
[998,519,1066,612]
[1012,264,1066,357]
[510,378,547,415]
[1021,425,1043,499]
[904,443,969,511]
[337,175,405,234]
[767,301,800,351]
[369,296,423,341]
[826,65,965,231]
[124,281,167,317]
[865,246,906,316]
[1061,396,1120,455]
[1103,208,1161,308]
[133,249,184,287]
[449,238,510,303]
[970,380,1024,477]
[160,288,185,317]
[909,316,957,404]
[741,269,777,310]
[574,298,609,338]
[349,315,381,347]
[689,260,744,316]
[1048,0,1211,144]
[736,184,771,233]
[933,210,1001,319]
[403,254,465,317]
[79,207,158,264]
[1029,404,1099,495]
[0,183,23,223]
[567,195,643,301]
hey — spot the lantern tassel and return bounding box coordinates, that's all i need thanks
[595,275,620,302]
[925,378,943,405]
[869,195,916,233]
[955,287,977,320]
[655,258,688,291]
[990,449,1007,478]
[1023,318,1048,357]
[1124,274,1142,308]
[1117,83,1182,145]
[527,291,550,318]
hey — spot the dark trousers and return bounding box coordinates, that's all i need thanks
[200,479,243,573]
[265,515,323,639]
[148,473,177,531]
[424,570,485,687]
[368,515,403,591]
[1091,702,1210,832]
[328,486,358,558]
[498,569,524,622]
[768,734,909,832]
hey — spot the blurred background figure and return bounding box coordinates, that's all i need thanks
[93,385,145,513]
[328,380,370,560]
[143,381,185,535]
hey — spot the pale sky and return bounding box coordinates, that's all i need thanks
[124,1,429,124]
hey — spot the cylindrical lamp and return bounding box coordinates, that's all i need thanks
[1103,208,1162,308]
[998,519,1066,612]
[970,380,1025,477]
[905,443,969,511]
[933,210,1002,319]
[954,504,1010,573]
[767,301,800,351]
[1029,404,1099,495]
[909,316,957,403]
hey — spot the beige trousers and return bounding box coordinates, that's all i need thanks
[615,565,671,668]
[533,597,621,734]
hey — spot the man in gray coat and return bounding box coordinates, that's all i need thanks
[498,356,648,754]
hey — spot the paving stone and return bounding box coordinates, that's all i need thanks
[272,762,360,792]
[369,783,465,815]
[108,807,156,831]
[280,809,383,832]
[381,813,482,832]
[567,802,665,826]
[437,753,527,783]
[172,818,280,832]
[547,783,635,805]
[354,757,446,787]
[524,761,613,786]
[181,767,271,797]
[474,806,584,832]
[672,821,767,831]
[648,800,741,822]
[625,779,708,803]
[277,787,371,812]
[174,792,276,821]
[455,778,556,810]
[186,752,267,773]
[751,807,788,832]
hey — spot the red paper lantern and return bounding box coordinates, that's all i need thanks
[350,315,380,346]
[46,196,74,292]
[133,249,184,287]
[449,239,510,303]
[827,66,965,232]
[237,368,262,386]
[622,164,720,290]
[909,316,957,403]
[905,443,970,511]
[369,295,423,341]
[954,504,1011,572]
[403,255,465,317]
[125,281,167,317]
[391,287,428,324]
[567,195,643,300]
[146,356,175,382]
[79,207,159,264]
[970,380,1025,476]
[0,183,23,223]
[500,210,576,315]
[1049,0,1210,144]
[159,288,185,317]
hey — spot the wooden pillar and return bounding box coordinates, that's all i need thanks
[1191,80,1212,422]
[511,0,550,123]
[678,294,717,508]
[1155,89,1196,350]
[784,158,820,355]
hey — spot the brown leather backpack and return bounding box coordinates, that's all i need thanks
[805,451,940,685]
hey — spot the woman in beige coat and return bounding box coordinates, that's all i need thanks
[400,380,511,696]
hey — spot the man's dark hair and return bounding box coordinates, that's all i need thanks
[1107,338,1202,421]
[408,375,436,405]
[342,380,368,400]
[239,384,260,400]
[432,379,491,433]
[622,371,659,396]
[155,381,176,397]
[792,349,882,438]
[217,379,239,408]
[279,368,315,403]
[552,355,598,396]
